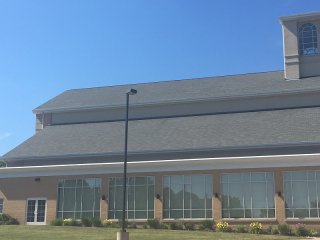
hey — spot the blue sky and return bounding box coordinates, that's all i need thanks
[0,0,319,156]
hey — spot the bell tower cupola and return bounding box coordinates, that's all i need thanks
[280,12,320,79]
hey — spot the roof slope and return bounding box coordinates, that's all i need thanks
[4,107,320,160]
[34,71,320,112]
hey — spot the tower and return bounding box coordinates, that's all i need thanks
[280,12,320,79]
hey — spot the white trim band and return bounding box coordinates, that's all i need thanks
[1,153,320,178]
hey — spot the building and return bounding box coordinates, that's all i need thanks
[1,12,320,226]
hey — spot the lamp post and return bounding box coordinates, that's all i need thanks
[117,88,137,240]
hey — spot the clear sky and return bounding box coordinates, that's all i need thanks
[0,0,320,156]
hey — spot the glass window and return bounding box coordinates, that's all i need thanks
[221,172,275,219]
[0,199,3,214]
[108,176,155,220]
[299,23,318,55]
[163,174,213,219]
[284,171,320,218]
[56,178,101,219]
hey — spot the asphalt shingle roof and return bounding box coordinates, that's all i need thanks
[4,107,320,160]
[33,71,320,112]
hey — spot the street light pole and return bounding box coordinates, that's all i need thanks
[118,88,137,240]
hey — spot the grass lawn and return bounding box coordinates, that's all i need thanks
[0,226,305,240]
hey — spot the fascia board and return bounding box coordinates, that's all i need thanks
[280,12,320,23]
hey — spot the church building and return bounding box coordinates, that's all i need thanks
[1,12,320,226]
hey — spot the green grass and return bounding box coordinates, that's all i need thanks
[0,226,303,240]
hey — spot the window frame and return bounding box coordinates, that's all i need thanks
[298,23,319,56]
[0,198,4,214]
[108,176,155,220]
[221,172,275,220]
[56,178,101,219]
[284,170,320,219]
[162,174,213,220]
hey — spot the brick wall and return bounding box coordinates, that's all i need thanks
[1,166,320,225]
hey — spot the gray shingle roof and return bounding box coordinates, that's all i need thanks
[4,107,320,160]
[33,71,320,112]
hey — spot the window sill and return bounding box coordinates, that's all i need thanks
[162,218,213,222]
[285,218,320,222]
[111,219,151,222]
[222,218,277,222]
[300,53,320,58]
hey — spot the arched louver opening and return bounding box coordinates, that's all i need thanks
[299,23,318,55]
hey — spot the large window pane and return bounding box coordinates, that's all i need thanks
[267,182,275,208]
[82,188,94,211]
[75,188,82,211]
[292,182,308,208]
[163,174,213,219]
[170,184,183,209]
[184,185,191,209]
[191,175,205,210]
[57,188,64,212]
[163,186,170,211]
[64,179,76,188]
[114,187,123,210]
[135,186,147,210]
[251,182,266,208]
[108,176,155,219]
[221,172,275,219]
[148,185,154,211]
[127,186,135,211]
[229,183,243,209]
[284,171,320,218]
[94,188,100,211]
[57,178,101,219]
[63,188,75,212]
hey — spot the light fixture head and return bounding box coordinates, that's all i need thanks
[127,88,137,95]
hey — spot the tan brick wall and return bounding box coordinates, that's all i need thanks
[275,170,285,224]
[47,199,57,224]
[154,174,163,220]
[1,166,320,225]
[100,175,108,220]
[213,171,221,223]
[0,176,58,224]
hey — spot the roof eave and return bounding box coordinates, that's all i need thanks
[2,153,320,178]
[279,12,320,23]
[4,141,320,162]
[32,87,320,114]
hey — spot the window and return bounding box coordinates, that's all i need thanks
[108,176,155,219]
[163,174,212,219]
[0,199,3,214]
[284,171,320,218]
[57,178,101,219]
[299,23,318,55]
[221,172,275,219]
